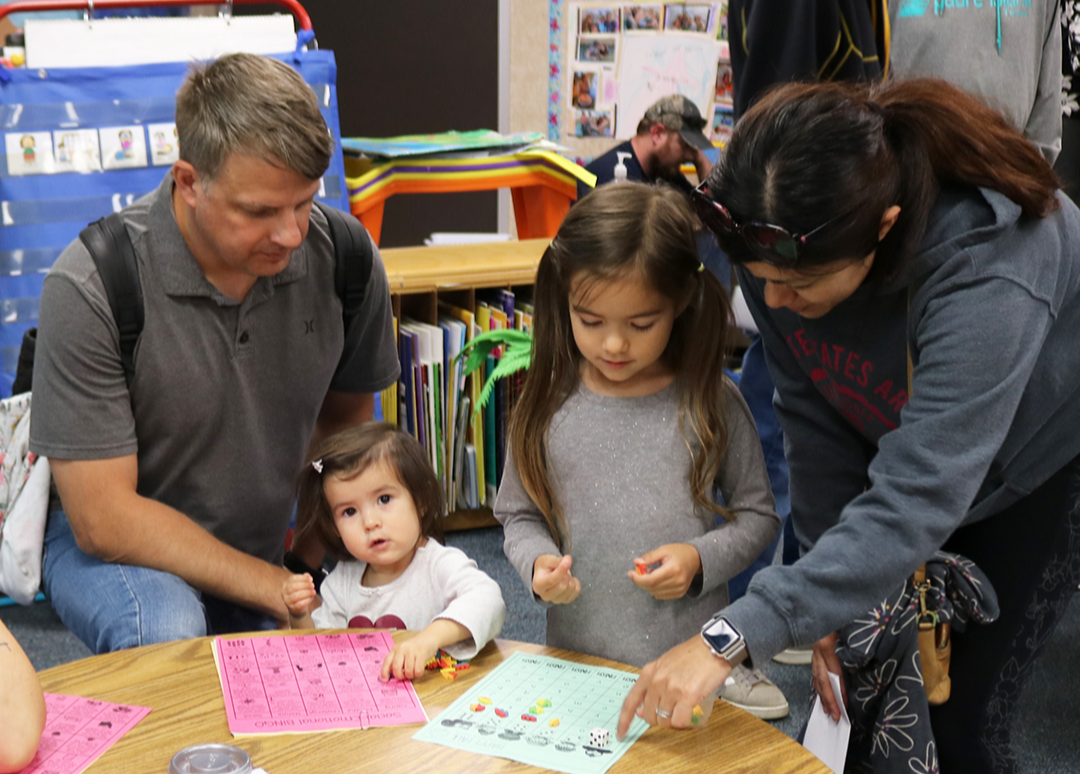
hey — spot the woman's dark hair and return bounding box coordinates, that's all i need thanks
[510,182,734,551]
[707,77,1060,281]
[293,422,444,561]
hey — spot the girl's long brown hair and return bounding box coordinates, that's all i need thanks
[709,77,1060,281]
[510,182,734,550]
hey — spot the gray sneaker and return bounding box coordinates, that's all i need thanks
[719,664,790,720]
[772,645,814,665]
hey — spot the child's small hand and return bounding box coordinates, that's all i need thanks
[628,544,702,600]
[380,635,436,682]
[282,573,317,616]
[533,554,581,604]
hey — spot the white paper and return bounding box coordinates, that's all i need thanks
[53,129,102,174]
[615,34,722,140]
[803,671,851,774]
[424,232,512,246]
[25,15,297,69]
[148,123,179,167]
[99,126,148,170]
[731,284,758,334]
[5,131,55,176]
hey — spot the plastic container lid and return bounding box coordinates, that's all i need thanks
[168,744,253,774]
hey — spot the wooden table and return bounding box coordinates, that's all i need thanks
[37,633,828,774]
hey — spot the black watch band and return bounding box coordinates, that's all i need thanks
[283,550,328,594]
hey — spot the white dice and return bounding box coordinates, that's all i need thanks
[589,727,610,748]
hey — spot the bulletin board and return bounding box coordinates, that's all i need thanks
[538,0,734,164]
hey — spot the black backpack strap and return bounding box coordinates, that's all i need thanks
[11,327,36,395]
[315,201,373,323]
[68,205,360,391]
[79,213,143,387]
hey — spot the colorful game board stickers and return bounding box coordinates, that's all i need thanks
[212,632,427,735]
[19,694,150,774]
[413,652,649,774]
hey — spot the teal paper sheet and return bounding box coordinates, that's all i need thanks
[412,652,650,774]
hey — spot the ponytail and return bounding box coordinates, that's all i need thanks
[874,78,1059,279]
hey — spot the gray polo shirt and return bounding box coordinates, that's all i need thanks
[30,172,400,564]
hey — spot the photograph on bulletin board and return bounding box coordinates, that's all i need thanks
[572,70,600,109]
[557,1,730,159]
[575,107,617,137]
[715,0,729,40]
[579,6,621,33]
[715,61,733,103]
[663,3,713,33]
[622,4,662,30]
[578,36,618,63]
[712,103,734,144]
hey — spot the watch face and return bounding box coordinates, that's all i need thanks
[702,617,744,660]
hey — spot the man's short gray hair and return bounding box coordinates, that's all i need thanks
[175,53,333,182]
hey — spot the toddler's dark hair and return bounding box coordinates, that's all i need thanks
[293,422,444,561]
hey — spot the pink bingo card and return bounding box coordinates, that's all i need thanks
[213,632,428,735]
[18,694,151,774]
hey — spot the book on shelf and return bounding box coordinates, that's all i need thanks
[388,289,534,519]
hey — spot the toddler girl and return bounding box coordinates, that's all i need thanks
[497,182,780,677]
[283,422,506,681]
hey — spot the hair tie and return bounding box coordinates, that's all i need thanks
[312,459,323,474]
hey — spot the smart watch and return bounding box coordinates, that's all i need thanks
[700,614,747,664]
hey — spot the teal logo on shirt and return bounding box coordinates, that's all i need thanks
[898,0,1031,17]
[898,0,930,16]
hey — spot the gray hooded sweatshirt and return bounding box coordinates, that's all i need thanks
[888,0,1061,164]
[726,184,1080,663]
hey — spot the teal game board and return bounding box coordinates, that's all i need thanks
[412,652,650,774]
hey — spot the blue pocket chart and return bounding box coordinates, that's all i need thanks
[0,48,349,395]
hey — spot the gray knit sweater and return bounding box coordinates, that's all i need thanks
[495,379,780,668]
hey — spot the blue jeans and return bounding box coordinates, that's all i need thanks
[43,510,276,654]
[727,335,796,601]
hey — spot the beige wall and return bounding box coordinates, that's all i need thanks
[509,0,549,136]
[510,0,624,163]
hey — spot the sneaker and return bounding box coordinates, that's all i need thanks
[772,645,813,665]
[719,664,790,720]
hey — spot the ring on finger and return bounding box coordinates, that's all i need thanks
[655,708,672,720]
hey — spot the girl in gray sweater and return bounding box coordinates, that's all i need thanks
[496,183,780,694]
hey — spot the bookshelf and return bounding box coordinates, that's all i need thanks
[379,238,550,531]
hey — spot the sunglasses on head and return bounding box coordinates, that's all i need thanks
[691,182,836,268]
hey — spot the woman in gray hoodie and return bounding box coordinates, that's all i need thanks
[618,77,1080,773]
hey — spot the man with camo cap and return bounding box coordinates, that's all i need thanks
[577,94,714,201]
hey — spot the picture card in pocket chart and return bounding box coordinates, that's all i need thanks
[19,694,151,774]
[412,652,650,774]
[212,632,428,735]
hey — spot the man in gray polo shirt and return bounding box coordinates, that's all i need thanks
[29,54,400,654]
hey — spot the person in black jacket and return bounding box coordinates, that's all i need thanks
[728,0,889,118]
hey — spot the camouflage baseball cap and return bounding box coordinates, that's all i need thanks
[643,94,712,151]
